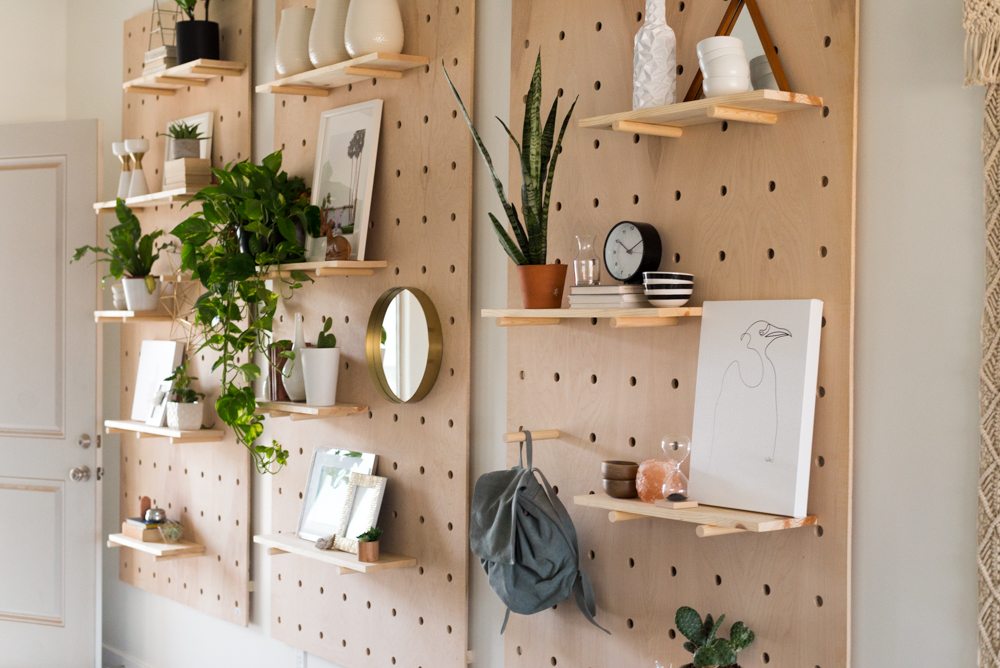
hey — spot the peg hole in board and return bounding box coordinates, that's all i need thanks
[763,652,771,664]
[764,583,772,595]
[629,376,637,387]
[671,565,678,576]
[668,629,677,639]
[628,436,636,447]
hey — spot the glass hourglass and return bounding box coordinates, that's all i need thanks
[660,435,691,501]
[573,234,601,286]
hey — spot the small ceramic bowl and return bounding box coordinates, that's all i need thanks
[696,36,744,58]
[644,286,694,308]
[602,460,639,481]
[703,76,752,98]
[602,478,638,499]
[644,271,694,281]
[701,54,751,78]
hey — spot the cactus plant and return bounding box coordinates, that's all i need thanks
[675,606,755,668]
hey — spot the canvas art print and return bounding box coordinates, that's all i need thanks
[312,99,383,262]
[689,300,824,517]
[130,340,184,422]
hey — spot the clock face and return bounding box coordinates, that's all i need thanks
[604,222,646,281]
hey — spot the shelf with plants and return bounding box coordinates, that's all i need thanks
[573,493,816,538]
[123,58,247,95]
[263,259,389,279]
[578,90,823,139]
[256,53,428,96]
[481,306,703,329]
[253,533,416,575]
[94,310,174,324]
[107,533,206,560]
[257,402,367,421]
[93,187,201,213]
[104,420,225,445]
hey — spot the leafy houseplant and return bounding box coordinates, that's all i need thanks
[72,199,168,312]
[301,316,341,407]
[174,0,220,64]
[675,606,755,668]
[161,121,206,160]
[357,526,382,563]
[172,150,319,473]
[165,362,206,431]
[446,52,578,308]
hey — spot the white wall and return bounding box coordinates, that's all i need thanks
[0,0,67,123]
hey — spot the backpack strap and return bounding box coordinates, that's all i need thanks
[517,430,533,469]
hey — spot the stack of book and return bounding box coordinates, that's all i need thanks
[569,285,648,308]
[121,517,163,543]
[143,45,177,75]
[163,158,211,191]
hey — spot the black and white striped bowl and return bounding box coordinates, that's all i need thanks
[643,271,694,282]
[644,286,693,308]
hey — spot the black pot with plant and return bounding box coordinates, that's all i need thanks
[175,0,220,64]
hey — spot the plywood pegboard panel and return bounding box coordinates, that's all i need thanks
[504,2,855,667]
[263,1,474,666]
[112,1,254,625]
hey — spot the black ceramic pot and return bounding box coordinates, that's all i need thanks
[176,20,220,64]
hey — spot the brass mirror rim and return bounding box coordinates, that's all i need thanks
[365,287,444,404]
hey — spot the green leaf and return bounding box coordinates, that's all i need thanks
[728,622,754,651]
[261,151,282,175]
[539,94,578,263]
[707,614,725,644]
[521,52,544,262]
[489,213,528,265]
[676,607,706,645]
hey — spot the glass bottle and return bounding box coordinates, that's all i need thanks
[660,435,691,501]
[573,234,601,286]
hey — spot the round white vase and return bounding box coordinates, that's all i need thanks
[122,277,161,312]
[166,402,203,431]
[275,7,315,76]
[302,347,341,407]
[344,0,404,58]
[309,0,351,67]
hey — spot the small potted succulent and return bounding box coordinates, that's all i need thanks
[160,121,206,160]
[675,606,755,668]
[356,526,383,563]
[72,199,168,312]
[165,362,205,431]
[301,316,340,406]
[174,0,220,64]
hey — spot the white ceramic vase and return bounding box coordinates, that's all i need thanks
[124,138,150,198]
[167,401,203,431]
[112,142,131,200]
[282,313,307,401]
[309,0,351,67]
[302,347,341,406]
[344,0,404,58]
[633,0,676,110]
[122,277,161,312]
[275,7,315,76]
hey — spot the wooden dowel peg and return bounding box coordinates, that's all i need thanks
[344,66,405,80]
[497,317,562,327]
[695,524,748,538]
[270,85,331,97]
[707,105,778,125]
[611,316,679,329]
[608,511,646,523]
[611,120,683,138]
[503,430,561,443]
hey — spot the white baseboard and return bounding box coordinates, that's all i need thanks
[102,643,155,668]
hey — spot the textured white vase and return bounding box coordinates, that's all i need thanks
[302,347,341,406]
[282,313,307,402]
[344,0,404,58]
[166,402,203,431]
[275,7,315,76]
[633,0,677,110]
[310,0,351,67]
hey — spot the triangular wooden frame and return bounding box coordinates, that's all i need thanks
[683,0,790,103]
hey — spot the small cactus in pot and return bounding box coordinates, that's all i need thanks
[675,606,755,668]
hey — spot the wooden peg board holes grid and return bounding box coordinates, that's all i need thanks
[263,1,474,666]
[111,2,254,625]
[504,2,855,667]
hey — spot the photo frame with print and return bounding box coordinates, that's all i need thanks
[297,449,378,542]
[311,99,383,262]
[130,340,184,421]
[145,378,174,427]
[333,472,387,554]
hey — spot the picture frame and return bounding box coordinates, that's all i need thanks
[297,449,378,542]
[144,379,173,427]
[311,99,383,262]
[130,340,184,421]
[333,472,387,554]
[163,111,213,165]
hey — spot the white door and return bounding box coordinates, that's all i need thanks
[0,120,100,668]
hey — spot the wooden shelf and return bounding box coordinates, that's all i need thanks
[258,402,367,421]
[579,90,823,138]
[93,187,200,212]
[255,53,428,96]
[481,306,702,328]
[94,310,174,324]
[107,533,205,560]
[104,420,224,445]
[254,533,416,574]
[124,58,246,95]
[573,493,816,537]
[265,260,389,279]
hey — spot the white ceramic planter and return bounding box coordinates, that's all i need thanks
[302,347,341,407]
[121,277,161,312]
[282,313,307,401]
[166,401,203,431]
[276,7,315,76]
[344,0,404,57]
[310,0,351,67]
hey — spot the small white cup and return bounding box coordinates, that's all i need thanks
[702,54,751,78]
[697,36,744,58]
[703,76,752,97]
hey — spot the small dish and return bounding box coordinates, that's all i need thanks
[602,460,639,480]
[644,271,693,281]
[602,478,638,499]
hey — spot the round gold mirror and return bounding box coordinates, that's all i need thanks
[365,287,443,404]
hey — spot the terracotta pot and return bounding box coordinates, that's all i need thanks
[358,540,380,563]
[517,264,568,309]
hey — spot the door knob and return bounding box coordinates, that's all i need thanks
[69,466,91,482]
[78,434,92,449]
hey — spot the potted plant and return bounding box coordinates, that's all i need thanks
[72,199,168,312]
[160,121,206,161]
[165,362,205,431]
[675,606,755,668]
[445,53,578,308]
[301,316,340,407]
[174,0,220,64]
[356,526,383,563]
[171,150,320,473]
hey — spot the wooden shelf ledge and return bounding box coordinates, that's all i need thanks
[256,53,428,96]
[264,260,389,279]
[104,420,224,445]
[124,59,246,95]
[573,493,816,537]
[579,90,823,138]
[94,310,173,324]
[258,402,367,421]
[482,306,702,328]
[253,533,416,575]
[93,187,200,212]
[107,533,205,560]
[503,430,561,443]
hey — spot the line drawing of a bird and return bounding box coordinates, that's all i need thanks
[708,320,792,467]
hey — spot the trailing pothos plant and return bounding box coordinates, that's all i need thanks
[172,150,320,473]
